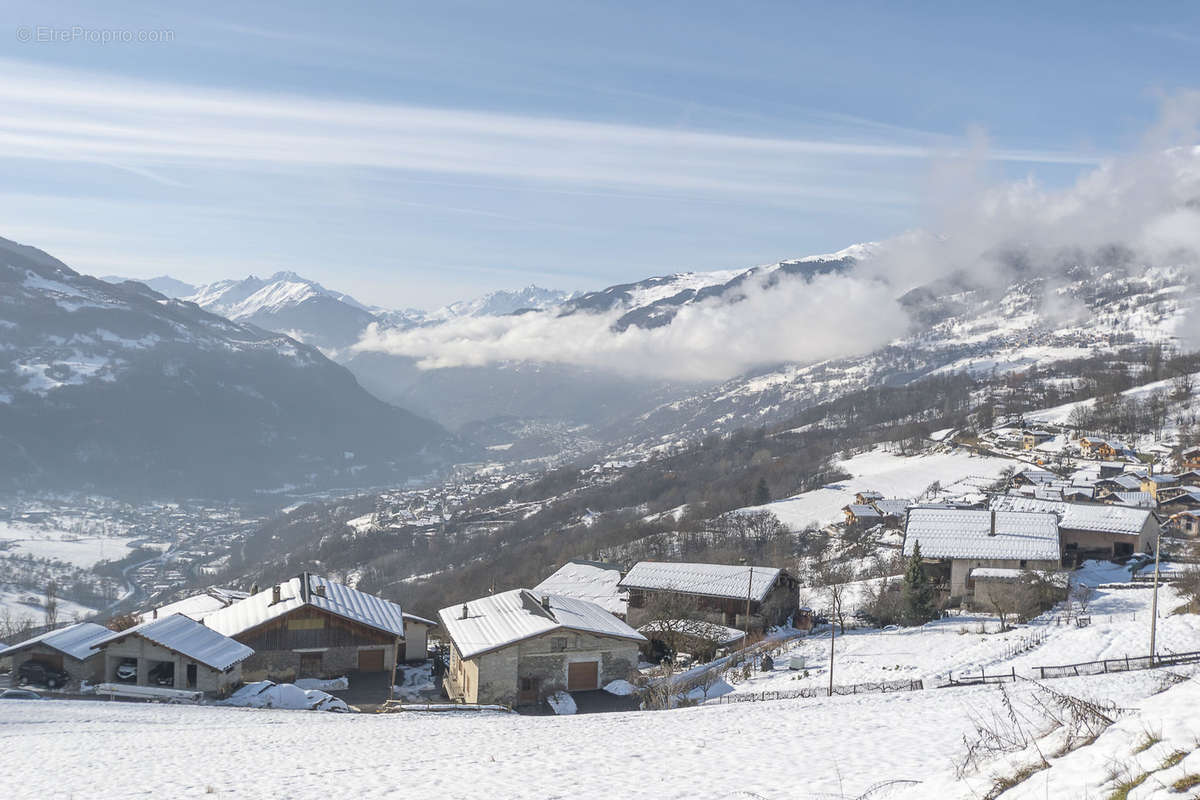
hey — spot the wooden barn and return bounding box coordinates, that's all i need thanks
[203,573,415,682]
[618,561,798,630]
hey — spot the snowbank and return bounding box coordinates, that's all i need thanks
[221,681,349,712]
[546,691,576,715]
[295,676,349,691]
[603,679,636,696]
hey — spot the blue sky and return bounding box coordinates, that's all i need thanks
[2,0,1198,308]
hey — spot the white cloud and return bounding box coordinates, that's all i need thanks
[354,270,909,381]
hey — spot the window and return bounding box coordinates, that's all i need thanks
[1019,559,1027,568]
[551,637,568,652]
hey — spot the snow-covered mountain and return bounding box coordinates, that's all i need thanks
[102,274,197,298]
[426,285,573,322]
[0,237,455,497]
[182,272,377,351]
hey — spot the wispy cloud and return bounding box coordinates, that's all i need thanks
[0,58,1102,203]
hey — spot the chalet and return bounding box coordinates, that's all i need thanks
[1022,430,1055,450]
[1095,474,1144,493]
[1141,473,1180,500]
[619,561,799,630]
[902,508,1061,600]
[1011,468,1060,488]
[1170,510,1200,537]
[990,496,1159,561]
[0,622,109,688]
[203,573,414,681]
[842,503,882,527]
[533,560,628,618]
[854,490,884,504]
[1181,446,1200,471]
[1079,438,1131,460]
[1157,487,1200,515]
[1102,491,1155,509]
[92,614,252,696]
[438,589,645,707]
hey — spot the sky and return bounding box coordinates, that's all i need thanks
[2,1,1199,309]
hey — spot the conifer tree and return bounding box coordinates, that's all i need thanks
[902,542,936,625]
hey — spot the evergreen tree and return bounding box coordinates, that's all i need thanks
[901,542,936,625]
[753,477,771,506]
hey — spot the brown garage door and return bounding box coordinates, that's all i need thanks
[566,661,598,691]
[357,649,385,672]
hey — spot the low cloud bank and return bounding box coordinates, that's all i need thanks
[356,94,1200,382]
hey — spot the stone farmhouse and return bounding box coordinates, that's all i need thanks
[438,588,645,707]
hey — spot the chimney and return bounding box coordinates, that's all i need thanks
[199,617,206,626]
[152,608,158,619]
[541,595,551,611]
[989,510,998,536]
[299,572,311,604]
[271,584,281,605]
[460,603,469,620]
[312,582,325,598]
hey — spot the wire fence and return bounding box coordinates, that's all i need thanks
[710,678,924,704]
[1034,649,1200,679]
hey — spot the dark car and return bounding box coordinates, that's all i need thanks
[17,661,70,689]
[148,662,174,686]
[0,688,43,700]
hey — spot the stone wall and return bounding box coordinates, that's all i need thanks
[240,643,394,682]
[949,558,1059,598]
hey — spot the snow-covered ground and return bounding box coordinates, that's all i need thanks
[725,565,1197,698]
[738,447,1019,531]
[2,669,1187,799]
[0,584,98,626]
[0,520,135,568]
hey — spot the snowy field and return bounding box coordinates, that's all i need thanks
[0,521,134,568]
[725,576,1199,698]
[738,448,1020,531]
[0,584,97,626]
[0,670,1188,799]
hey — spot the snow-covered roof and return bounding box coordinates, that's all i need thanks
[1105,475,1144,491]
[438,589,645,660]
[137,587,249,624]
[874,499,911,516]
[1016,468,1060,485]
[533,560,628,616]
[989,496,1154,536]
[618,561,783,603]
[903,509,1060,561]
[1111,492,1155,508]
[637,620,746,645]
[94,614,253,671]
[402,612,437,628]
[845,504,882,518]
[0,622,111,662]
[204,574,406,640]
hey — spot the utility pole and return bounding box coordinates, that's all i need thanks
[744,566,753,663]
[1150,526,1163,664]
[828,608,835,697]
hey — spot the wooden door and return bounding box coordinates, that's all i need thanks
[357,648,385,672]
[298,651,323,677]
[566,660,598,691]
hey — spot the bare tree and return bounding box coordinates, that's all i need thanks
[814,560,854,633]
[44,581,58,629]
[986,576,1040,631]
[1071,582,1096,614]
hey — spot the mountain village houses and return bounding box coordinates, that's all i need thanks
[437,589,645,706]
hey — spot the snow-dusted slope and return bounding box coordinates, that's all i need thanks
[0,235,453,496]
[426,285,573,322]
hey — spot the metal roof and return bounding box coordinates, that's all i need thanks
[533,560,628,616]
[618,561,783,603]
[203,574,406,640]
[94,614,253,671]
[902,509,1060,561]
[0,622,111,662]
[438,589,645,660]
[136,587,249,624]
[989,495,1154,536]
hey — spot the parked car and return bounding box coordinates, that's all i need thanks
[115,659,137,682]
[148,662,174,686]
[17,661,69,689]
[0,688,43,700]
